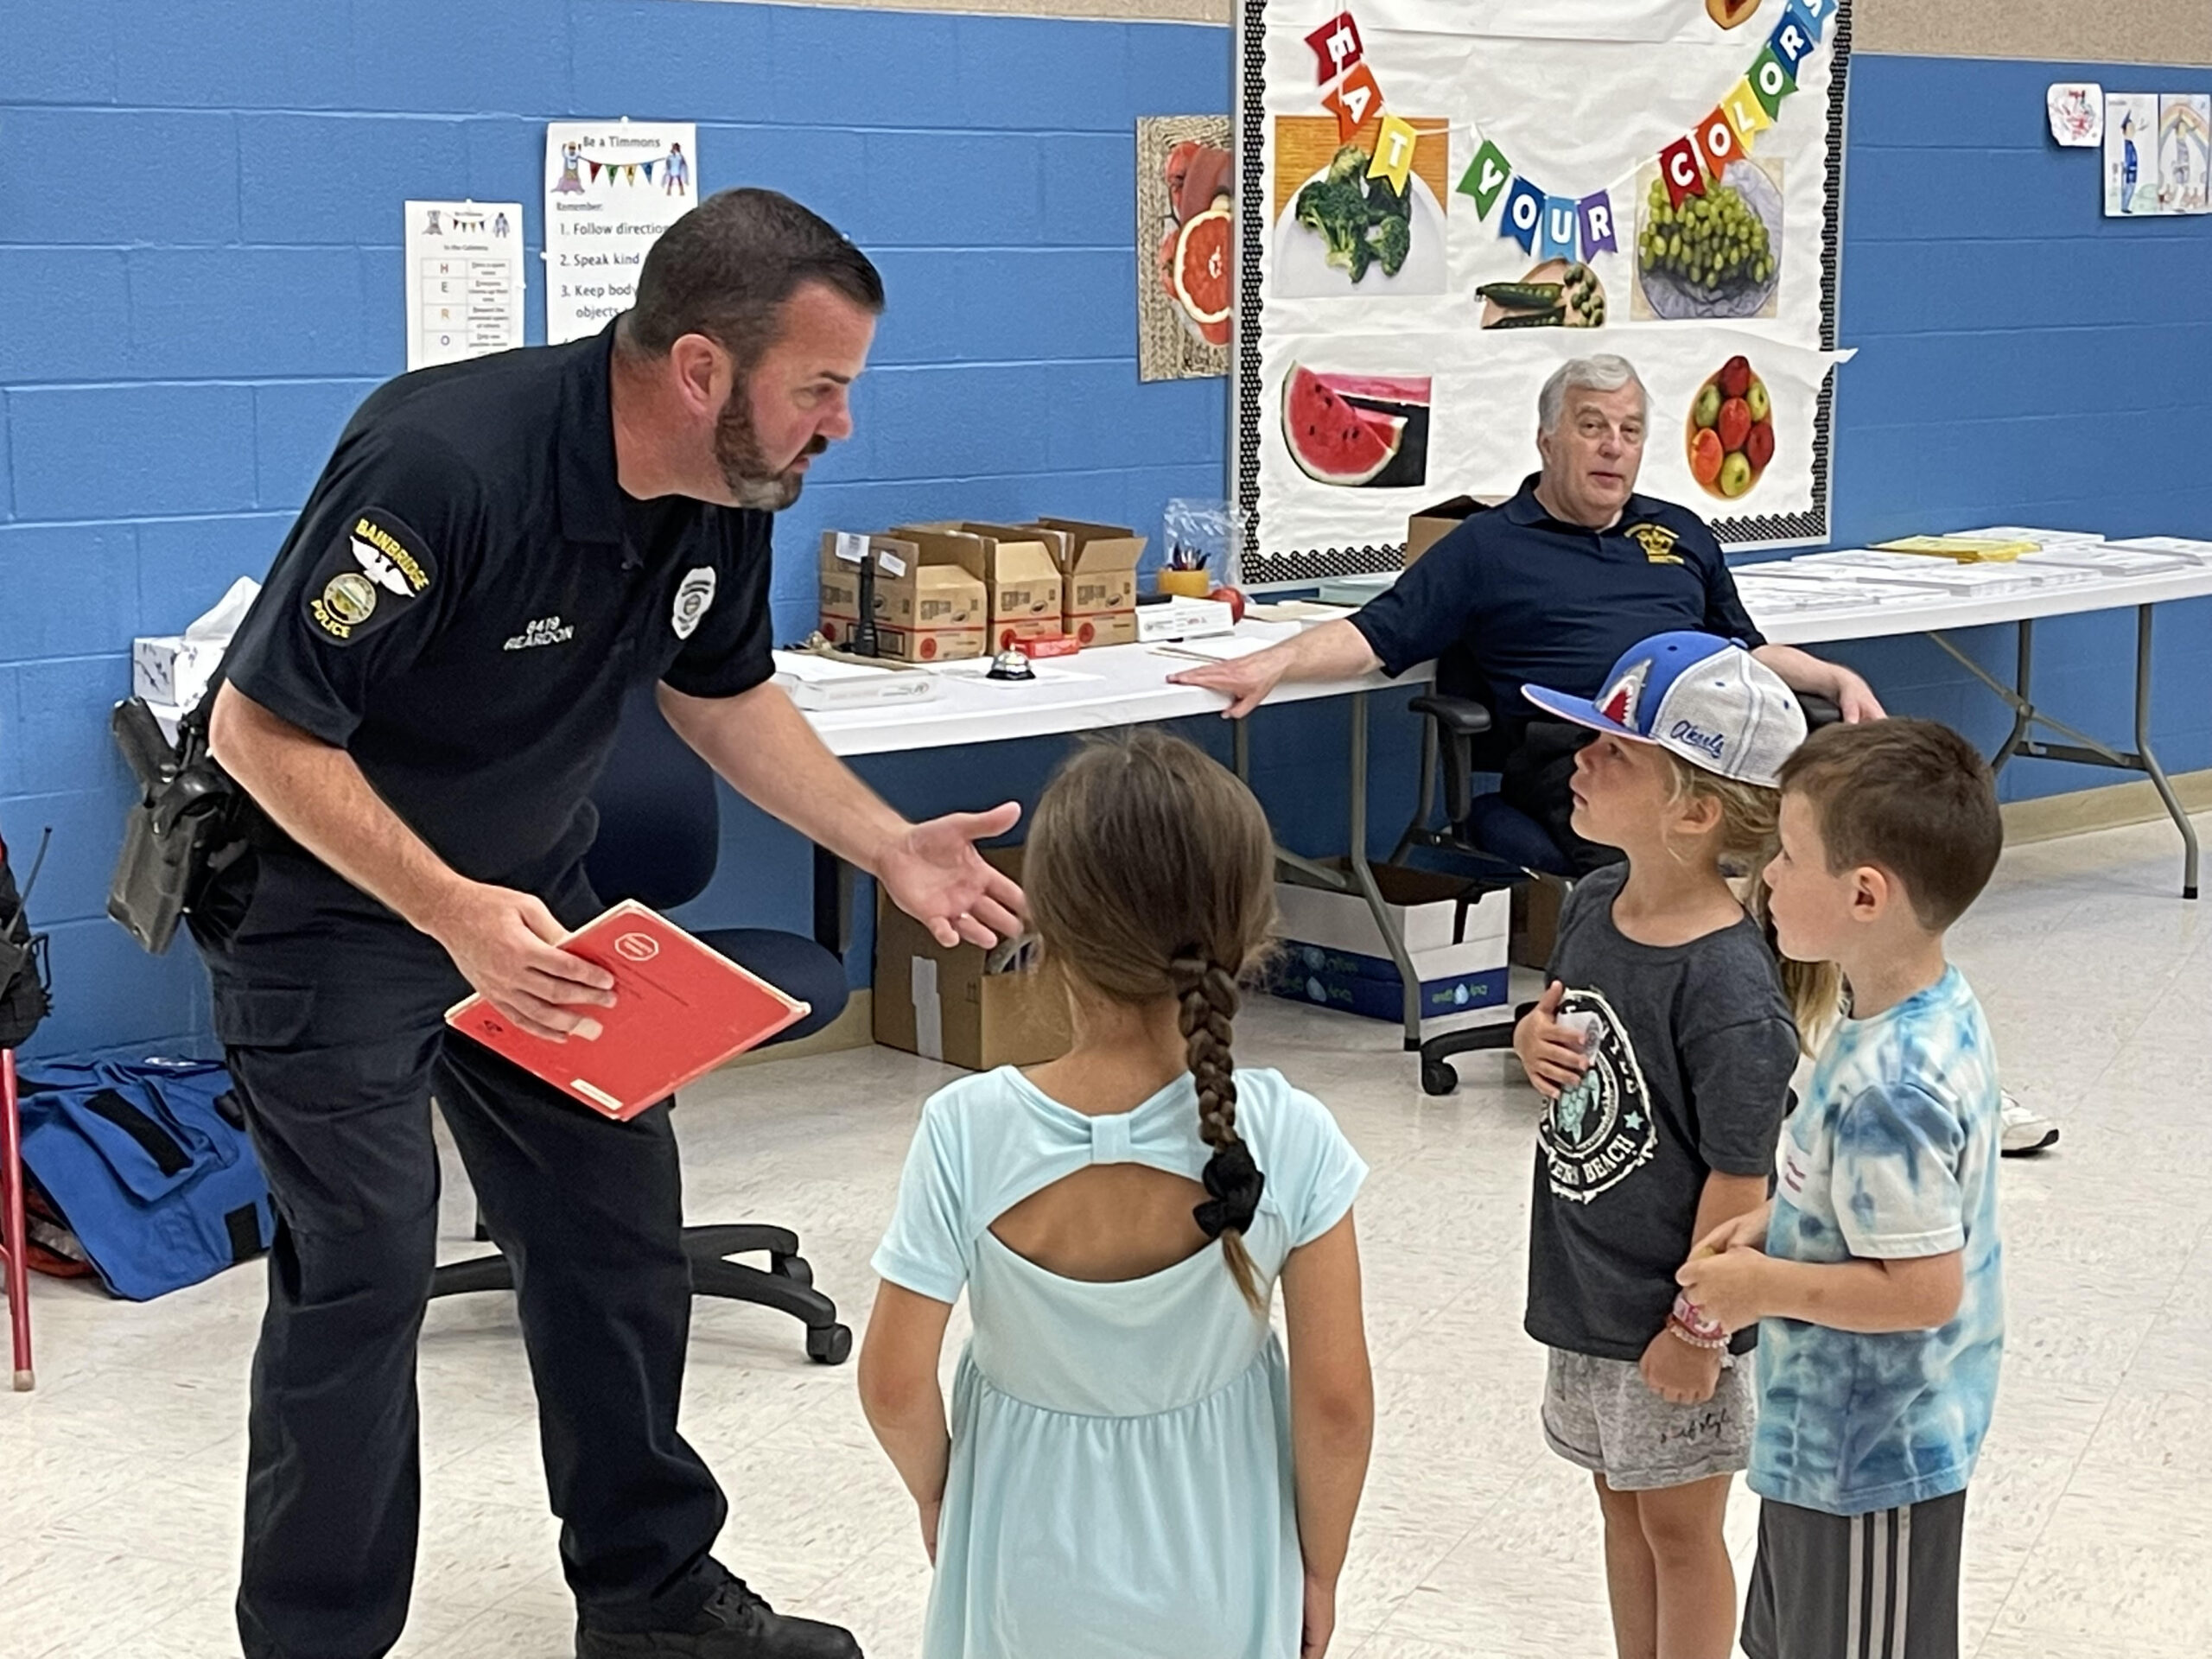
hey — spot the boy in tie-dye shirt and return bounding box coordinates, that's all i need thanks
[1675,719,2006,1659]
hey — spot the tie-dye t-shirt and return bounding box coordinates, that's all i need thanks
[1748,965,2005,1516]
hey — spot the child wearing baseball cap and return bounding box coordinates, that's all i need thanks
[1510,630,1840,1659]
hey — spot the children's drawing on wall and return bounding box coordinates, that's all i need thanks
[2158,94,2210,216]
[1137,115,1233,382]
[2103,92,2159,216]
[2046,82,2103,148]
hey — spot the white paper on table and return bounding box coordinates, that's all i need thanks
[1949,524,2105,550]
[2109,536,2212,563]
[544,121,697,344]
[405,200,525,370]
[1808,551,2100,594]
[2022,544,2202,578]
[1150,636,1280,663]
[926,659,1103,686]
[1735,574,1960,613]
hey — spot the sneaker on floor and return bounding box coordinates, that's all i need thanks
[577,1578,863,1659]
[2000,1091,2060,1157]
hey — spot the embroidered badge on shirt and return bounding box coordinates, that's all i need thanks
[671,566,716,640]
[504,615,575,651]
[306,512,435,645]
[1626,523,1684,564]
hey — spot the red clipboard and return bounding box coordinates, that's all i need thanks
[444,901,812,1120]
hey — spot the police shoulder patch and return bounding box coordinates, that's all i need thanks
[304,510,437,645]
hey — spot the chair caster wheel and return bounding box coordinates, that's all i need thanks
[806,1323,854,1366]
[772,1253,814,1288]
[1421,1060,1460,1097]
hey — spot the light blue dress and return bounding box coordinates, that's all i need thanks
[873,1065,1367,1659]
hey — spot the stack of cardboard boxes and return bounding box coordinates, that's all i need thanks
[819,517,1145,661]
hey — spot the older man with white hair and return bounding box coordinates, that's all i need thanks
[1173,353,1880,871]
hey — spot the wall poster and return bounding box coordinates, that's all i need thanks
[544,119,698,346]
[1138,116,1235,381]
[1234,0,1854,583]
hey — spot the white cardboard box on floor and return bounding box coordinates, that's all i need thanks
[1271,866,1510,1030]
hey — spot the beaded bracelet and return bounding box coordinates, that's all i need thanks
[1666,1315,1730,1351]
[1669,1292,1730,1346]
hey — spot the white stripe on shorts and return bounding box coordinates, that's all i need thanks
[1891,1503,1913,1659]
[1868,1510,1891,1658]
[1847,1511,1865,1657]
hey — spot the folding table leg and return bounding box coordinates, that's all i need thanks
[2,1049,32,1391]
[2133,604,2201,900]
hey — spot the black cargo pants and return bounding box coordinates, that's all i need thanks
[194,849,821,1659]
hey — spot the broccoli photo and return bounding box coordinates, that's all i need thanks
[1293,143,1415,284]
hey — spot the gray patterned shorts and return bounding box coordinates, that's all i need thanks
[1541,1344,1755,1491]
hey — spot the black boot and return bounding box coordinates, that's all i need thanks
[575,1578,864,1659]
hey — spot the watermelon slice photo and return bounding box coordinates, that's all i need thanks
[1281,365,1431,489]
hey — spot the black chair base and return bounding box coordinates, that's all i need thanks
[429,1223,853,1366]
[1418,1001,1536,1096]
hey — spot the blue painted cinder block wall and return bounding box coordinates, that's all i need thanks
[0,7,2206,1060]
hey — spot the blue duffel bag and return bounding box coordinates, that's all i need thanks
[16,1058,275,1300]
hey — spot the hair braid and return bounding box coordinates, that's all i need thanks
[1025,731,1278,1316]
[1172,953,1264,1311]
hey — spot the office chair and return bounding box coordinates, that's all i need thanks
[1395,687,1840,1097]
[429,684,855,1365]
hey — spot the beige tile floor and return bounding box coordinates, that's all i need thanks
[3,811,2205,1658]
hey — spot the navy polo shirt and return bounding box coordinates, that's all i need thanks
[222,322,775,893]
[1350,475,1764,721]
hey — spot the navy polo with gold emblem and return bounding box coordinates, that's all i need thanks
[1349,472,1764,722]
[220,321,774,894]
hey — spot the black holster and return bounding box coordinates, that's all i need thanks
[107,695,251,954]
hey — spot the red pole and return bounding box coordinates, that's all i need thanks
[2,1048,32,1390]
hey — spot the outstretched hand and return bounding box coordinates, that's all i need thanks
[877,803,1027,948]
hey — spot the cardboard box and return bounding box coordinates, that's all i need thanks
[819,531,988,664]
[1269,865,1510,1032]
[1405,495,1504,565]
[1027,517,1146,648]
[874,849,1071,1071]
[1510,872,1568,971]
[132,635,229,713]
[894,524,1065,652]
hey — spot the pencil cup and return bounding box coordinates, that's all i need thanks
[1156,568,1212,599]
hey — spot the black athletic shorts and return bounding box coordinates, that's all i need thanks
[1741,1490,1967,1659]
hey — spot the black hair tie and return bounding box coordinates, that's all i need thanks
[1193,1142,1265,1240]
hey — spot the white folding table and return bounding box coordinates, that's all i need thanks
[796,626,1440,1039]
[1745,558,2212,899]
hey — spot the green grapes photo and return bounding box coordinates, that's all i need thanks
[1634,158,1783,321]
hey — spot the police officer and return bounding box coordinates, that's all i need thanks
[197,189,1020,1659]
[1171,353,1882,871]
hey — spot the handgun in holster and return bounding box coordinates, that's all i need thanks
[107,691,251,954]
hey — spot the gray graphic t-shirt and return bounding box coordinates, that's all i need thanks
[1524,864,1799,1362]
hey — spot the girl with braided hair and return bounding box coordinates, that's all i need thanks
[859,730,1373,1659]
